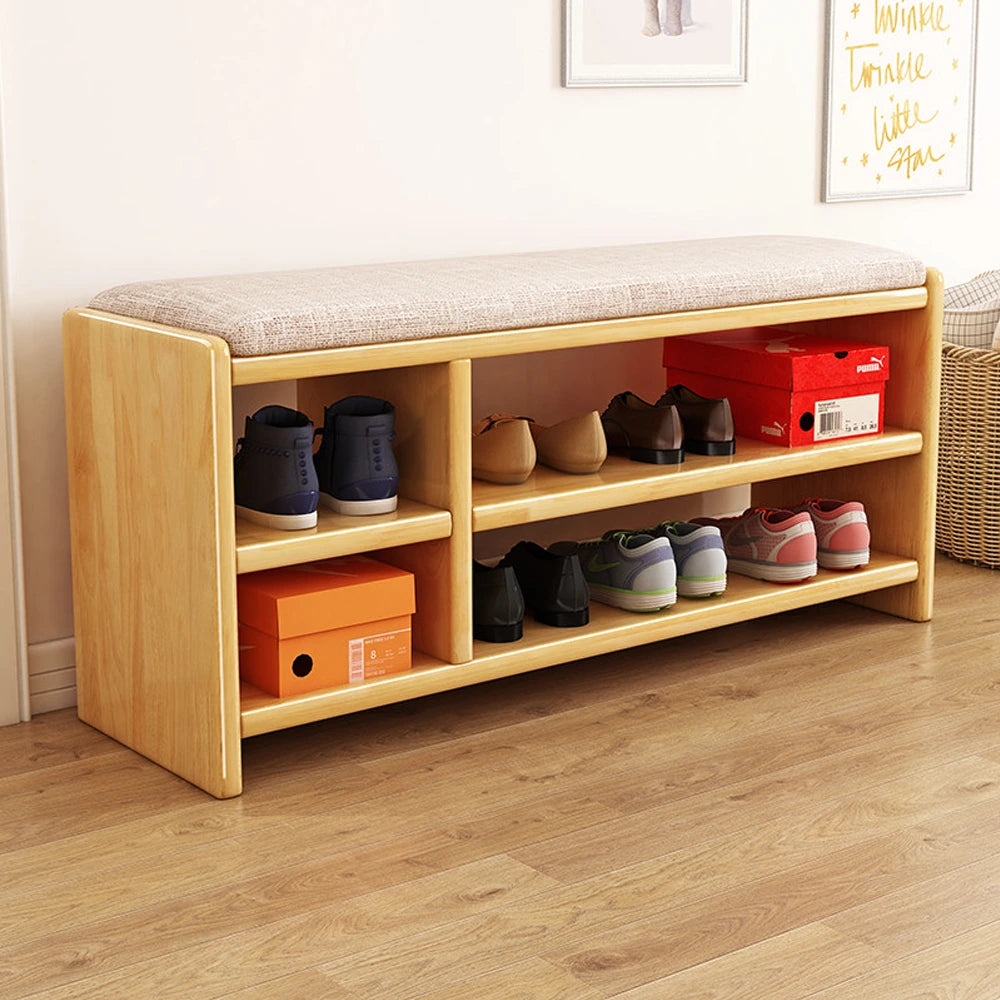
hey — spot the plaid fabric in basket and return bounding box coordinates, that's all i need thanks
[942,271,1000,348]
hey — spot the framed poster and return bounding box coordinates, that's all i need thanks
[823,0,979,202]
[563,0,747,87]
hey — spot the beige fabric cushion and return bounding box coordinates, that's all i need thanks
[89,236,926,358]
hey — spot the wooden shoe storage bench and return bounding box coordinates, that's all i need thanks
[63,242,943,797]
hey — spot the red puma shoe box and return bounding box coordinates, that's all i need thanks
[237,555,415,698]
[663,329,890,447]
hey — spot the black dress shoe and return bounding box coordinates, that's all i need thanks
[600,392,684,465]
[473,561,525,642]
[500,541,590,628]
[656,385,735,456]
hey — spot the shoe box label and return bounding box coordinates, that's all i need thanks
[348,627,412,684]
[813,393,882,441]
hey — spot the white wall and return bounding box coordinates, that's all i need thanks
[0,1,997,714]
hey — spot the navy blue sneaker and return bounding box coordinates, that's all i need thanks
[234,406,319,530]
[314,396,399,515]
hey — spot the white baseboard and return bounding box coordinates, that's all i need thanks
[28,636,76,715]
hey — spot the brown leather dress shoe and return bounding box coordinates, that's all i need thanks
[656,385,736,456]
[472,414,536,484]
[529,411,607,475]
[600,392,684,465]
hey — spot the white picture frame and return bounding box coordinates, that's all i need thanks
[822,0,978,202]
[563,0,747,88]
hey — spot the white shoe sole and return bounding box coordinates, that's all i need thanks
[818,549,870,570]
[727,558,818,583]
[235,505,317,531]
[320,492,398,516]
[677,575,727,598]
[588,584,677,612]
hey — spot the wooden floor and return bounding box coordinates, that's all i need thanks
[3,555,1000,1000]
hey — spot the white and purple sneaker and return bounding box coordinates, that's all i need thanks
[575,530,677,612]
[655,521,728,598]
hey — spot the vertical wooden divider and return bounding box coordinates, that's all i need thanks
[296,360,473,664]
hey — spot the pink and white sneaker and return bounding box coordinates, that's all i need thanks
[793,498,870,570]
[692,508,817,584]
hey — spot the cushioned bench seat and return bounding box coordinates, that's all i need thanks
[89,235,926,358]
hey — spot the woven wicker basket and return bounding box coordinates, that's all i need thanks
[941,271,1000,348]
[937,342,1000,567]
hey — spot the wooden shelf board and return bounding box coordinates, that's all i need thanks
[235,498,452,574]
[471,428,923,531]
[229,288,928,386]
[240,551,917,736]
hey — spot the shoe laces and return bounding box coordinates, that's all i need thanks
[802,497,849,511]
[234,437,292,458]
[369,431,396,475]
[744,506,801,527]
[604,528,655,547]
[234,436,312,488]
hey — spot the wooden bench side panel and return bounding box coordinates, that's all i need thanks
[63,310,242,797]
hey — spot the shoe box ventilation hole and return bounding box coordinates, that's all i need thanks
[292,654,313,677]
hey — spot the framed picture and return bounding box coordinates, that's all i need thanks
[563,0,747,87]
[822,0,979,202]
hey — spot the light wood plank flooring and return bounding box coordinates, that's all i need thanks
[2,555,999,999]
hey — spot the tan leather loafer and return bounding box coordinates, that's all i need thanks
[600,392,684,464]
[529,411,607,475]
[472,414,536,484]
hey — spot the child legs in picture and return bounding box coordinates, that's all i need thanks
[663,0,683,36]
[642,0,661,35]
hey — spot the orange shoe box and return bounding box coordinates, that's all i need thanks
[237,556,415,698]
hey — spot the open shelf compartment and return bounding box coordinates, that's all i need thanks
[471,428,923,531]
[240,550,917,737]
